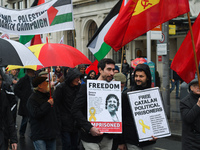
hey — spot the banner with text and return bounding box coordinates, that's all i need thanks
[87,80,122,133]
[127,87,171,142]
[0,0,74,35]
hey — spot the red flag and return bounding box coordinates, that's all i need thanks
[30,0,45,46]
[104,0,190,51]
[85,60,99,75]
[171,14,200,83]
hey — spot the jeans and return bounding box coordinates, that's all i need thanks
[33,139,56,150]
[61,131,79,150]
[19,116,29,135]
[81,136,113,150]
[170,80,180,98]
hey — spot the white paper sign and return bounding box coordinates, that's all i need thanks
[157,43,167,55]
[87,80,122,133]
[127,87,171,142]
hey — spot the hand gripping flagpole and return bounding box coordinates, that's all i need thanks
[187,12,200,87]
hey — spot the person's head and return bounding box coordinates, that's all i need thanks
[113,73,126,91]
[87,70,96,79]
[123,59,127,63]
[52,74,57,81]
[55,66,62,73]
[32,77,49,93]
[133,64,151,89]
[98,58,115,82]
[189,78,200,95]
[114,65,120,75]
[105,94,119,114]
[10,69,18,76]
[38,71,48,77]
[65,68,81,86]
[26,69,35,77]
[78,64,86,75]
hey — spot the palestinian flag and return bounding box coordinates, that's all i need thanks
[87,0,125,61]
[19,0,44,47]
[51,0,73,28]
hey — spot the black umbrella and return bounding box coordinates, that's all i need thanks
[0,38,42,67]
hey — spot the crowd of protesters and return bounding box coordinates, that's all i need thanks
[1,58,194,150]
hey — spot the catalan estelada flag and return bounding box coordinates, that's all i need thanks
[104,0,190,51]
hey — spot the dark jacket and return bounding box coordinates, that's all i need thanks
[180,91,200,150]
[54,68,81,132]
[122,63,129,74]
[14,74,33,116]
[0,89,18,145]
[71,83,113,143]
[120,64,155,147]
[27,90,59,141]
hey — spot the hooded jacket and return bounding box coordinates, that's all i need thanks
[120,64,155,147]
[54,68,81,132]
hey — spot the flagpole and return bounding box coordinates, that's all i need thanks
[120,47,124,72]
[187,12,200,87]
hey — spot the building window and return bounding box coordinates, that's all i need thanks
[13,2,16,9]
[24,0,27,8]
[113,49,122,63]
[67,30,74,47]
[18,1,22,9]
[88,21,97,62]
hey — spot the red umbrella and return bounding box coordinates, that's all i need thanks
[131,58,147,68]
[29,41,92,69]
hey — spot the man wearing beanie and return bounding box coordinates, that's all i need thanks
[113,73,127,92]
[118,64,156,150]
[180,78,200,150]
[27,76,59,150]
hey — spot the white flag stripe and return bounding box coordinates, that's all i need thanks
[55,5,72,15]
[6,39,42,66]
[88,15,118,54]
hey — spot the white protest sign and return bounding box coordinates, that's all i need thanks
[87,80,122,133]
[127,87,171,142]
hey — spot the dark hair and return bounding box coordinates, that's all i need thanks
[105,94,119,111]
[98,58,115,71]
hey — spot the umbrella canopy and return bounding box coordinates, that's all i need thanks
[0,38,43,67]
[7,42,92,71]
[131,58,147,68]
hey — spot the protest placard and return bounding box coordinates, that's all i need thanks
[127,87,171,142]
[87,80,122,133]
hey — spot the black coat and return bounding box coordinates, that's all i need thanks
[180,91,200,150]
[122,63,129,74]
[14,74,33,116]
[119,64,155,147]
[71,83,113,143]
[27,90,59,141]
[0,89,17,145]
[54,68,81,132]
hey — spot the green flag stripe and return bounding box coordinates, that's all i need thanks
[19,35,35,45]
[94,42,111,61]
[50,13,72,26]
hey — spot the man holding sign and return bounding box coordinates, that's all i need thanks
[119,64,157,150]
[72,58,115,150]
